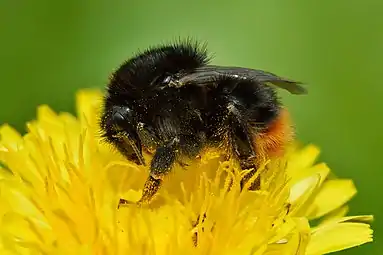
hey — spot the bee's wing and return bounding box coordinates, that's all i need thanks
[178,65,307,95]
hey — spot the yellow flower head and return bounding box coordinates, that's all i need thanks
[0,90,373,254]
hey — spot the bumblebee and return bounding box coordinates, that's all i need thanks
[100,39,306,206]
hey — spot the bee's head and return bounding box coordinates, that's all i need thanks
[100,100,145,165]
[107,39,210,96]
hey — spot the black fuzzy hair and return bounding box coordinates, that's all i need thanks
[107,38,211,98]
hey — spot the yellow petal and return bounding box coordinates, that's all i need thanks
[0,124,22,149]
[265,218,310,255]
[2,185,45,223]
[305,179,356,220]
[36,105,61,128]
[0,167,13,180]
[288,163,330,189]
[1,212,45,248]
[75,89,103,127]
[268,218,296,244]
[306,221,373,255]
[0,125,24,180]
[288,174,320,216]
[320,205,349,224]
[315,215,373,227]
[286,144,320,177]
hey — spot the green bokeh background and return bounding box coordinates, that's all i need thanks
[1,1,382,254]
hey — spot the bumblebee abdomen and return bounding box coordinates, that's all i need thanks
[252,108,294,163]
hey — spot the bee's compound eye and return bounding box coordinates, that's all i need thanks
[112,112,125,126]
[111,106,133,130]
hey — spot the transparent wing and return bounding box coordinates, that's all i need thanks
[177,65,307,95]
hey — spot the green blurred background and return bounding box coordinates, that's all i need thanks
[1,0,382,253]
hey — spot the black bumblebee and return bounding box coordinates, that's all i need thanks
[100,39,306,206]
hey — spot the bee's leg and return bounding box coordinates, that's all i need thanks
[136,137,180,204]
[227,110,260,191]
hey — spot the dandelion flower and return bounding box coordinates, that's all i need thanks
[0,89,373,254]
